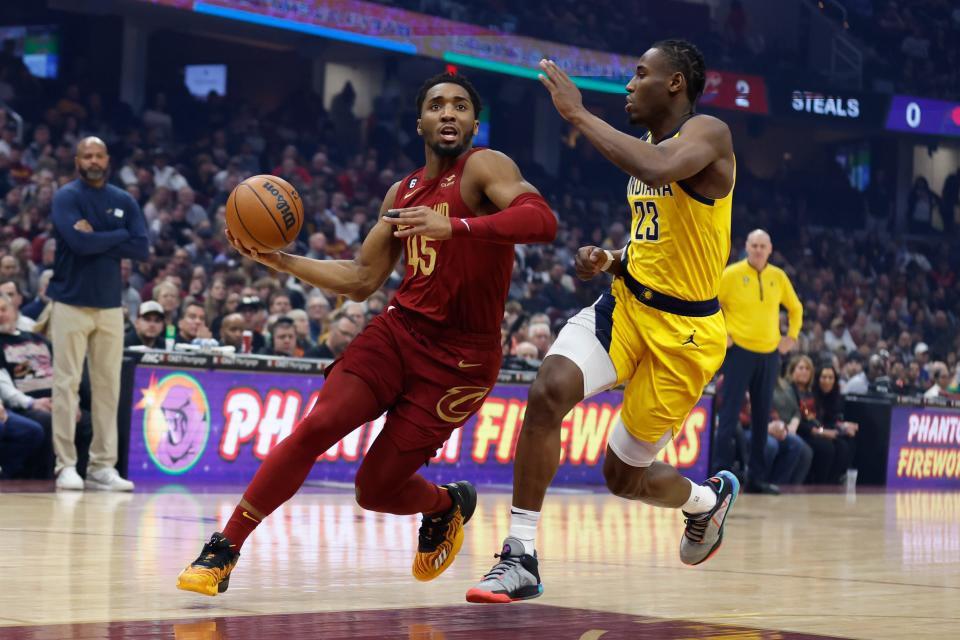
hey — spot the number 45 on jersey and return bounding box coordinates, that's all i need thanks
[406,202,450,276]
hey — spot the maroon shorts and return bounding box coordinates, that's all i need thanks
[332,305,501,456]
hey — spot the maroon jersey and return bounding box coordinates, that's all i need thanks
[391,148,513,337]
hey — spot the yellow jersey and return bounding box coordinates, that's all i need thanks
[718,259,803,353]
[624,126,733,302]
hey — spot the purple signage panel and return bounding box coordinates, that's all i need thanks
[128,366,713,485]
[886,406,960,489]
[885,95,960,137]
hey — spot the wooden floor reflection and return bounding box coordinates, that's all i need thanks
[0,485,957,639]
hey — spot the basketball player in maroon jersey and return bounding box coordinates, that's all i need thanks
[177,73,557,596]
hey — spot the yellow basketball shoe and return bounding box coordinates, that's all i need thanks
[176,532,240,596]
[412,481,477,581]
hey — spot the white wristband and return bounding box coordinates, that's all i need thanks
[600,250,615,272]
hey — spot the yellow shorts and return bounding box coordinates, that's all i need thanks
[547,278,725,444]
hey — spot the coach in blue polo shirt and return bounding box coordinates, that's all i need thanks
[47,136,149,491]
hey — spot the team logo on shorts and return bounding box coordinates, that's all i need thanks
[436,386,490,423]
[682,331,700,348]
[137,372,210,474]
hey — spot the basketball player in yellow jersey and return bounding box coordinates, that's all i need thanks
[468,40,738,603]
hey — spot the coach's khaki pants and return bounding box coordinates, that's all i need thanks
[51,302,124,475]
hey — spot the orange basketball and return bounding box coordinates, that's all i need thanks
[225,175,304,253]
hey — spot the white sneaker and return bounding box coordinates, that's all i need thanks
[85,468,135,492]
[56,466,85,491]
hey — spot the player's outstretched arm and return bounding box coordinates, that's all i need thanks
[228,182,403,301]
[537,59,731,189]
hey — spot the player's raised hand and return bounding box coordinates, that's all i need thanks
[382,206,453,240]
[538,59,585,122]
[225,229,286,271]
[574,245,609,280]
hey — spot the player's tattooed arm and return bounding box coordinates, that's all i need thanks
[228,182,403,301]
[537,59,731,190]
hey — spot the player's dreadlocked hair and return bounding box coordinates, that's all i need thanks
[415,72,483,117]
[651,39,706,106]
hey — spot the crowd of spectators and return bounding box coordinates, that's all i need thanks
[0,37,958,479]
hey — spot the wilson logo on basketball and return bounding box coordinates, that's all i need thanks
[262,181,298,230]
[436,386,490,423]
[226,174,303,252]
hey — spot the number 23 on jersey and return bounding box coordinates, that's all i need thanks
[633,200,660,241]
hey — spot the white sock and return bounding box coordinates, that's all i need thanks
[508,507,540,555]
[682,479,717,515]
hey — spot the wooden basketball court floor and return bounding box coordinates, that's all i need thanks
[0,483,957,639]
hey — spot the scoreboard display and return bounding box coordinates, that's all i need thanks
[885,95,960,138]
